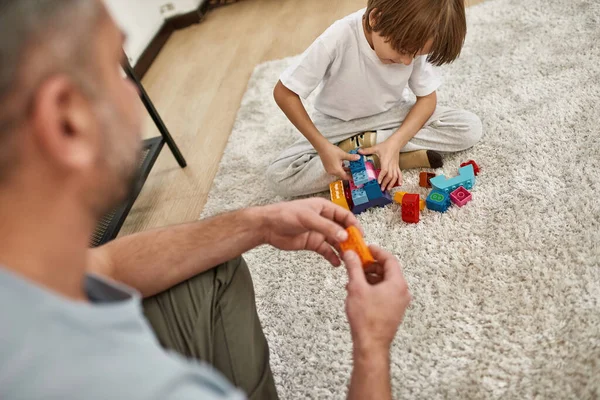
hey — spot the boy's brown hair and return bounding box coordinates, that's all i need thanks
[365,0,467,66]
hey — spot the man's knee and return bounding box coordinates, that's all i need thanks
[215,256,253,293]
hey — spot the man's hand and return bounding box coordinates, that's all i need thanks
[358,138,403,191]
[260,198,362,267]
[319,142,361,180]
[343,245,411,355]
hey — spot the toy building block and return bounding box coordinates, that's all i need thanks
[430,164,475,194]
[340,226,375,268]
[365,161,377,180]
[450,186,472,207]
[363,180,384,200]
[419,172,436,188]
[343,180,354,210]
[426,190,451,212]
[349,154,366,174]
[460,160,480,176]
[329,180,350,210]
[401,193,420,223]
[351,188,368,205]
[394,192,426,211]
[393,191,407,204]
[352,169,369,186]
[352,191,392,214]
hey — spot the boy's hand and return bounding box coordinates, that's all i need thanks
[319,142,361,180]
[358,139,403,191]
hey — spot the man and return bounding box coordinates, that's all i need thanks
[0,1,411,399]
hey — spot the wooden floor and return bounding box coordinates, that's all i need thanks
[121,0,483,236]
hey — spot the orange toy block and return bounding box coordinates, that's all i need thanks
[340,226,375,268]
[394,192,425,210]
[419,172,436,188]
[329,180,350,210]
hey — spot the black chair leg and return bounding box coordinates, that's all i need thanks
[123,57,187,168]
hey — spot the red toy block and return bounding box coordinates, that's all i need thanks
[419,172,436,188]
[401,193,420,223]
[460,160,480,176]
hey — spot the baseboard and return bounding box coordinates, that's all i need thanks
[133,1,211,78]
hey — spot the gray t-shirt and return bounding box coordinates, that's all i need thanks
[0,268,246,400]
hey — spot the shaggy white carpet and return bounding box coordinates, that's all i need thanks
[201,0,600,398]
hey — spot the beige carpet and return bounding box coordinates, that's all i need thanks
[201,0,600,397]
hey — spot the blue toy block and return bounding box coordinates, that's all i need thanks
[426,190,451,212]
[352,191,393,214]
[351,188,368,205]
[349,154,366,174]
[352,170,369,186]
[363,180,384,200]
[349,149,359,155]
[430,164,475,194]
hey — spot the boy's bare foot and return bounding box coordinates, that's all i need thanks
[399,150,443,170]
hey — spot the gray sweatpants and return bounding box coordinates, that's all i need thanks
[266,102,482,197]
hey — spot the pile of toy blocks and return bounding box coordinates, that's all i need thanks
[330,153,480,223]
[393,160,480,223]
[329,149,393,214]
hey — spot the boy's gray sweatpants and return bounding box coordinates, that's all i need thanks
[266,102,482,197]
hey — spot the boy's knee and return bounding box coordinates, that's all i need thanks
[265,162,289,197]
[460,110,483,149]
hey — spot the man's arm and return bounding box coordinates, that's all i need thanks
[343,246,411,400]
[89,199,360,298]
[89,208,265,297]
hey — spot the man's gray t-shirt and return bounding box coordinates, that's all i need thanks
[0,268,246,399]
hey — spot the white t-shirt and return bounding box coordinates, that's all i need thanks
[280,8,441,122]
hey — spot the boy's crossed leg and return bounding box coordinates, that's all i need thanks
[266,106,482,198]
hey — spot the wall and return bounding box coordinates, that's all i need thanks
[104,0,205,65]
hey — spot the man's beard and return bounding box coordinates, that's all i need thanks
[94,103,143,219]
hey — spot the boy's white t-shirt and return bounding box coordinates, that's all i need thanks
[280,8,441,122]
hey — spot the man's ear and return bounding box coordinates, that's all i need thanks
[31,76,97,173]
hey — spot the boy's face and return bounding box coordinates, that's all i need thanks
[372,33,433,65]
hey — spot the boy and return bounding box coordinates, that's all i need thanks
[266,0,482,197]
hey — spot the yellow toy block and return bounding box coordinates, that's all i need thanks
[329,180,350,210]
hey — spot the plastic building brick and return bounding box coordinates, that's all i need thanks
[349,154,366,174]
[450,186,472,207]
[352,191,393,214]
[393,191,407,204]
[351,188,368,205]
[430,164,475,194]
[365,161,377,180]
[401,193,420,223]
[426,190,451,212]
[340,226,375,268]
[352,169,369,186]
[329,180,350,210]
[343,180,354,210]
[394,192,425,211]
[460,160,480,176]
[363,180,384,200]
[419,172,436,188]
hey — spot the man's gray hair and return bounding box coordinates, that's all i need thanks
[0,0,102,181]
